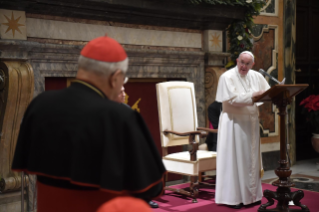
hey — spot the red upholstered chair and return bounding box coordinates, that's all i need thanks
[156,81,217,203]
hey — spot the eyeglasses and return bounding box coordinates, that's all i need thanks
[124,77,129,84]
[238,60,252,67]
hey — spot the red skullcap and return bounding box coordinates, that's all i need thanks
[96,196,152,212]
[81,36,127,62]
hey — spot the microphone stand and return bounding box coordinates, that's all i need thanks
[259,69,286,85]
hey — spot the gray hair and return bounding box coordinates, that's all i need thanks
[238,51,254,63]
[78,55,129,76]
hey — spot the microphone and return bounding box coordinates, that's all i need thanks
[259,69,285,84]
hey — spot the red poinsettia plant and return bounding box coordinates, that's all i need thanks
[300,95,319,134]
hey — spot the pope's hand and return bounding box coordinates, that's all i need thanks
[252,90,264,98]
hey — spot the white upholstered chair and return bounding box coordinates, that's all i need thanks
[156,81,217,203]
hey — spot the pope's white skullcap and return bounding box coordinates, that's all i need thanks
[239,51,254,63]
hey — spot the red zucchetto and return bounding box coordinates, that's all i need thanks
[96,197,152,212]
[81,35,127,62]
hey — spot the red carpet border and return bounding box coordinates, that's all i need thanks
[153,183,319,211]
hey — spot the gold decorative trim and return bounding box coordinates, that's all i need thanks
[71,79,105,98]
[66,77,75,87]
[260,168,264,178]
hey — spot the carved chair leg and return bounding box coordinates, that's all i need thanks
[190,176,199,203]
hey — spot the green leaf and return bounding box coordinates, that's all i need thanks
[190,0,265,60]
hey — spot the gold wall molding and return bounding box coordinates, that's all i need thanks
[0,61,34,183]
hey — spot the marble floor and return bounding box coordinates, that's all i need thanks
[166,158,319,188]
[262,158,319,192]
[262,158,319,180]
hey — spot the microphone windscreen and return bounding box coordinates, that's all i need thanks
[259,69,265,74]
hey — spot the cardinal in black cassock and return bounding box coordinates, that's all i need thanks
[11,36,166,212]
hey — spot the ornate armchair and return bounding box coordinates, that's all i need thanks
[156,81,217,203]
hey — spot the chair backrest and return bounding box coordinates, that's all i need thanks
[156,81,198,147]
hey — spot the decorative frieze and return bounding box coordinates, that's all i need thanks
[26,18,202,48]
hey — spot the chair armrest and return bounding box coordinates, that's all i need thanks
[163,130,200,161]
[197,127,217,138]
[163,130,202,136]
[197,127,218,133]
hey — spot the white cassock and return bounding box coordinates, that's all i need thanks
[215,66,270,205]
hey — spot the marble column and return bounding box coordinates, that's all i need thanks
[284,0,297,165]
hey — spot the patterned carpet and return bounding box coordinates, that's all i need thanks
[153,181,319,212]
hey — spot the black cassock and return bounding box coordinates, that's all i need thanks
[205,101,222,151]
[12,80,166,198]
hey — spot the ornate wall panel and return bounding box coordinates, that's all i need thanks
[252,25,279,138]
[0,61,34,180]
[260,0,278,16]
[0,61,34,211]
[253,0,284,170]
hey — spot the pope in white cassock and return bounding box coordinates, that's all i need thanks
[215,51,270,209]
